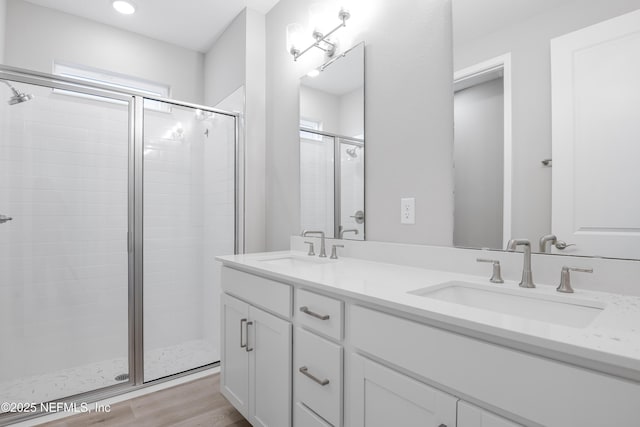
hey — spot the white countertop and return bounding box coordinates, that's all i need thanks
[217,250,640,380]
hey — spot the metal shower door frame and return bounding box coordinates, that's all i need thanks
[0,65,241,426]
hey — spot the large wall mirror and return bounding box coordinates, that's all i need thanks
[452,0,640,260]
[299,42,365,240]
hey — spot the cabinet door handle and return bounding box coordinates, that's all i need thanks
[245,321,254,352]
[299,306,330,320]
[240,318,247,349]
[299,366,329,386]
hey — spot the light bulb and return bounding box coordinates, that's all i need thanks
[307,69,320,78]
[112,0,136,15]
[286,23,304,55]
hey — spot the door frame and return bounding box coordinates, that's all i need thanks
[454,53,512,248]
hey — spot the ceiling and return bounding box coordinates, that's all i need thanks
[23,0,281,53]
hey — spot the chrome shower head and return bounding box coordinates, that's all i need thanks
[346,147,358,158]
[2,80,34,105]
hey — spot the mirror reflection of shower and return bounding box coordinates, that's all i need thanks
[1,80,34,105]
[346,146,360,158]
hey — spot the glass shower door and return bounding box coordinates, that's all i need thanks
[0,79,131,409]
[142,100,236,381]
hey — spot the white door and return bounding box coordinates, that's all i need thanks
[349,354,457,427]
[458,401,521,427]
[551,9,640,258]
[220,294,250,418]
[249,306,292,427]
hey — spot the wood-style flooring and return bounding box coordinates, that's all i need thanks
[37,374,251,427]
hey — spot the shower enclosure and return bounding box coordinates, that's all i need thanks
[0,66,238,425]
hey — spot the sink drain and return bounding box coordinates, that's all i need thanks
[115,373,130,381]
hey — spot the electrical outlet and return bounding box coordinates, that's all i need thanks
[400,198,415,224]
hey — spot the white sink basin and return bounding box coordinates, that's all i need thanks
[257,256,334,268]
[408,281,605,328]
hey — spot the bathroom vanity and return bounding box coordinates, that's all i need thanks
[217,241,640,427]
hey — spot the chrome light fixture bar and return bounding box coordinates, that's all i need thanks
[288,8,351,61]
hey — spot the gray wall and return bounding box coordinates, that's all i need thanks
[265,0,454,250]
[454,0,640,243]
[205,8,267,254]
[4,0,204,103]
[454,78,504,249]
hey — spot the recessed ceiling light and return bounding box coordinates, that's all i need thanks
[307,69,320,78]
[112,0,136,15]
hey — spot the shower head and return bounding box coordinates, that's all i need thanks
[346,147,358,158]
[2,80,34,105]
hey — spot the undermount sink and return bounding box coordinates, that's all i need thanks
[257,255,334,268]
[408,281,605,328]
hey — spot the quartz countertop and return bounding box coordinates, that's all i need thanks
[216,251,640,381]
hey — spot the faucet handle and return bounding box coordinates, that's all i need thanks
[330,244,344,260]
[476,258,504,283]
[557,266,593,293]
[554,240,576,250]
[304,241,315,256]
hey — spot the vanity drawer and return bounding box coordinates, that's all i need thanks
[221,267,291,318]
[296,289,343,340]
[294,402,332,427]
[294,327,342,426]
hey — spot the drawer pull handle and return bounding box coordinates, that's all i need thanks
[299,366,329,386]
[240,318,247,349]
[246,321,254,352]
[299,306,330,320]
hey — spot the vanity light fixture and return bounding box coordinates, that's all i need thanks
[287,4,351,61]
[112,0,136,15]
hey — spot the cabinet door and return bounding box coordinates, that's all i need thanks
[220,294,250,418]
[458,401,521,427]
[350,353,457,427]
[249,306,292,427]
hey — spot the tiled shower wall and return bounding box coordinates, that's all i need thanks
[0,83,235,387]
[143,106,235,380]
[0,84,130,382]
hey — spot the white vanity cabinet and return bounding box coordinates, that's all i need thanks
[350,353,458,427]
[457,401,521,427]
[220,268,293,427]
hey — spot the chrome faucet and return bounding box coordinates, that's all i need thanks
[301,230,326,257]
[506,239,535,288]
[538,234,557,253]
[339,228,359,239]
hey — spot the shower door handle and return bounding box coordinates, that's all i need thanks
[0,215,13,224]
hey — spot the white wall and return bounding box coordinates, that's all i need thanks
[454,0,640,243]
[4,0,204,103]
[0,0,6,63]
[300,85,340,131]
[205,8,266,254]
[265,0,454,250]
[339,86,364,137]
[204,10,246,106]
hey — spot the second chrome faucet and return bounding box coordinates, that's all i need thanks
[506,239,535,288]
